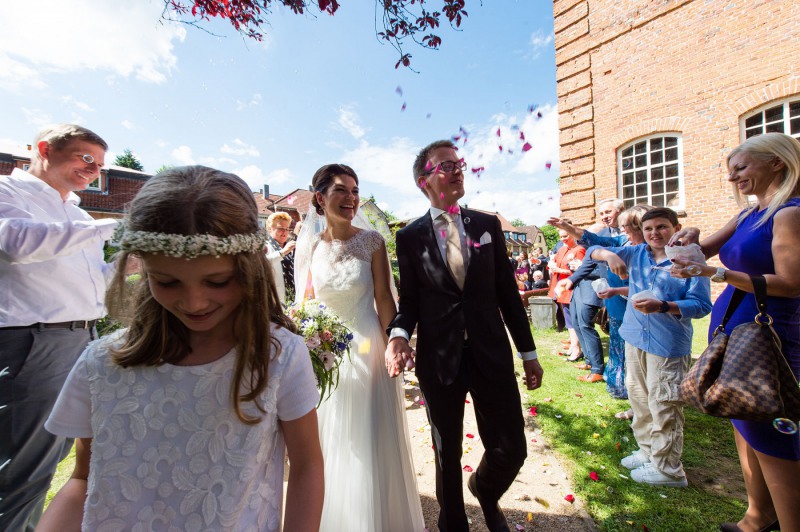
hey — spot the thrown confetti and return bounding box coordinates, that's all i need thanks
[528,104,538,114]
[659,494,667,498]
[426,113,432,119]
[465,399,470,403]
[425,160,434,172]
[574,393,584,398]
[534,497,549,508]
[619,473,628,479]
[554,414,562,419]
[564,494,575,503]
[419,399,425,406]
[496,128,501,137]
[522,142,532,152]
[527,512,533,522]
[528,406,537,416]
[286,195,296,204]
[545,161,552,170]
[466,433,475,439]
[615,442,621,451]
[531,438,537,443]
[498,145,503,152]
[515,525,525,531]
[401,102,407,112]
[463,465,473,472]
[519,131,526,141]
[447,205,459,214]
[592,433,600,439]
[589,471,599,481]
[395,86,403,96]
[542,397,553,402]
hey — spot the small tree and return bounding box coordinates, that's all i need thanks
[509,218,526,228]
[114,149,144,171]
[540,225,559,252]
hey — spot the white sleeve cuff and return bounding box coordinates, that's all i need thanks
[517,350,538,361]
[389,328,410,341]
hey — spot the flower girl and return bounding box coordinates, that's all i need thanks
[38,166,323,531]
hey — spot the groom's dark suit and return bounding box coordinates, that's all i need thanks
[389,207,536,531]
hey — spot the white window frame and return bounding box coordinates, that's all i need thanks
[741,97,800,140]
[86,173,103,192]
[22,163,30,171]
[617,133,684,210]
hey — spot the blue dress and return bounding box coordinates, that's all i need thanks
[710,198,800,460]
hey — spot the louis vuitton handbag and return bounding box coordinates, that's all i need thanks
[679,275,800,421]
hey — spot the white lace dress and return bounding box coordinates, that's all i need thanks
[44,326,318,532]
[311,229,425,531]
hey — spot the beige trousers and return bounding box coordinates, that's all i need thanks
[624,343,691,479]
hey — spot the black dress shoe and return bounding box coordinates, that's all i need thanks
[467,473,510,532]
[719,519,780,532]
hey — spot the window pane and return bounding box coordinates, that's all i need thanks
[652,179,664,194]
[624,198,634,209]
[651,166,664,181]
[634,141,646,154]
[745,128,761,139]
[664,137,678,148]
[635,170,648,183]
[635,154,647,167]
[665,147,678,162]
[621,146,633,158]
[622,172,635,186]
[622,157,633,170]
[764,105,783,123]
[791,101,800,117]
[635,184,647,197]
[652,194,665,207]
[666,192,679,206]
[665,164,679,178]
[791,117,800,135]
[651,137,663,150]
[623,185,635,199]
[745,113,764,128]
[766,122,785,134]
[651,150,663,164]
[665,178,680,193]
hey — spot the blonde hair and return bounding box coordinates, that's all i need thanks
[267,211,292,230]
[727,133,800,228]
[108,166,294,425]
[31,124,108,166]
[617,204,653,232]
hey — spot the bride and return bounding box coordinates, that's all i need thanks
[294,163,425,531]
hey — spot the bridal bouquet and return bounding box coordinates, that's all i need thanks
[288,299,353,403]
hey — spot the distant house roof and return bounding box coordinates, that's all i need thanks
[252,192,275,217]
[272,188,314,216]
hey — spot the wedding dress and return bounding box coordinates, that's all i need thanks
[310,229,425,531]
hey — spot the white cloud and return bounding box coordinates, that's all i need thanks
[171,145,195,165]
[340,138,417,193]
[21,107,53,129]
[462,187,561,227]
[199,156,238,167]
[121,120,135,130]
[232,165,293,192]
[235,93,262,111]
[61,96,95,112]
[528,30,554,60]
[220,138,260,157]
[336,106,366,140]
[0,0,186,90]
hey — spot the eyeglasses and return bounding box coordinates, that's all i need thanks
[429,160,466,174]
[79,154,98,165]
[273,227,290,233]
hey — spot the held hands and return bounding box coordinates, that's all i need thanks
[632,297,662,314]
[522,359,544,391]
[385,337,416,378]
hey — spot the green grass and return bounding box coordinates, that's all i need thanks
[521,318,747,532]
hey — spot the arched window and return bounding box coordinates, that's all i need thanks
[617,134,683,209]
[742,98,800,139]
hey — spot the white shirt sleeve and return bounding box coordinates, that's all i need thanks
[276,331,320,421]
[45,350,94,439]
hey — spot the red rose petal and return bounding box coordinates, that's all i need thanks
[589,471,599,481]
[564,494,575,503]
[463,465,473,472]
[466,433,475,439]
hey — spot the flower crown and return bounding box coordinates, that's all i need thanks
[113,222,264,259]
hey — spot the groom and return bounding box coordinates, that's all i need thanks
[386,140,544,531]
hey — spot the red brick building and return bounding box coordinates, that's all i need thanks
[553,0,800,231]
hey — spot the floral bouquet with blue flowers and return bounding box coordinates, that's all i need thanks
[288,299,353,403]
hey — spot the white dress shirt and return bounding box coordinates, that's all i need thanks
[0,168,117,326]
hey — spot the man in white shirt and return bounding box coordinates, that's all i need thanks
[0,124,118,531]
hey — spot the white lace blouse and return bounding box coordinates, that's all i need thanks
[46,325,318,532]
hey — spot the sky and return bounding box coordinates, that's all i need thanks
[0,0,561,225]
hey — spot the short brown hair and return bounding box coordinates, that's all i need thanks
[641,207,679,227]
[413,140,456,197]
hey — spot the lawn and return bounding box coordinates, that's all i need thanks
[521,315,749,532]
[48,316,748,531]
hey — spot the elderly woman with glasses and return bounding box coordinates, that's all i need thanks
[266,211,296,303]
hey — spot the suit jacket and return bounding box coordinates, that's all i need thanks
[389,208,535,385]
[568,257,605,308]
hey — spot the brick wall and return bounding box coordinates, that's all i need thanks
[553,0,800,233]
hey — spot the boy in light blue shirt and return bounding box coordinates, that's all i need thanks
[591,207,711,487]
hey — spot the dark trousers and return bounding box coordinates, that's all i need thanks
[0,326,94,532]
[570,297,604,374]
[418,346,527,532]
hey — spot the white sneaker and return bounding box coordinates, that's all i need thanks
[620,450,650,470]
[630,463,688,487]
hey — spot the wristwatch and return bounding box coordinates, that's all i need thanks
[659,300,670,313]
[710,267,727,283]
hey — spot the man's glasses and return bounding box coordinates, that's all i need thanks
[79,154,99,165]
[429,160,466,174]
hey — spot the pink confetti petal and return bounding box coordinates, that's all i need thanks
[440,230,447,239]
[401,102,407,111]
[545,161,552,170]
[473,242,481,249]
[466,433,475,439]
[425,160,434,172]
[419,399,425,406]
[531,438,537,442]
[465,399,470,403]
[528,406,537,416]
[439,192,445,200]
[528,104,538,114]
[462,465,473,472]
[537,111,543,119]
[515,525,525,531]
[496,128,501,137]
[498,145,503,152]
[589,471,600,481]
[447,204,459,214]
[287,195,295,204]
[395,85,403,96]
[522,142,532,152]
[519,131,526,141]
[564,494,575,503]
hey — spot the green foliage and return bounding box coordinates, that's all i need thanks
[113,148,144,171]
[540,224,560,252]
[509,218,526,228]
[154,164,174,175]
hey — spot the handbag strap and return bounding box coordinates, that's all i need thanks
[750,274,772,323]
[716,288,746,334]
